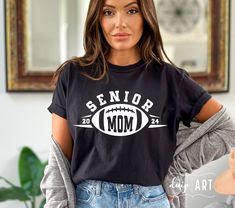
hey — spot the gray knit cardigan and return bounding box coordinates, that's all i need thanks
[40,106,235,208]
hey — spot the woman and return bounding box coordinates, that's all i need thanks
[47,0,222,207]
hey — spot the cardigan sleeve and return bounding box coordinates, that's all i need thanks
[40,135,76,208]
[163,106,235,197]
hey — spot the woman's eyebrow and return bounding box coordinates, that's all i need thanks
[103,2,138,8]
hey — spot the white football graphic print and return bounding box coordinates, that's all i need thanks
[91,104,149,136]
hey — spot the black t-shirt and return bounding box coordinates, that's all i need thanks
[48,59,211,186]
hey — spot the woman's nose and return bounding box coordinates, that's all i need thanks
[115,13,127,28]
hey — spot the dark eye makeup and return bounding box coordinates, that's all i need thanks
[102,8,139,16]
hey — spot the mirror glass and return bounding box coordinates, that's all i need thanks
[26,0,80,72]
[155,0,209,72]
[26,0,208,73]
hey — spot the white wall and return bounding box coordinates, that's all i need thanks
[0,0,234,207]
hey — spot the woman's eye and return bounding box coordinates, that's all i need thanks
[103,10,113,16]
[128,9,138,14]
[103,9,139,16]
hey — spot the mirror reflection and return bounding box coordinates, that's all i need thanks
[155,0,209,72]
[26,0,209,73]
[26,0,80,71]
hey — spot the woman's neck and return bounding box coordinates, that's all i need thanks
[107,49,141,66]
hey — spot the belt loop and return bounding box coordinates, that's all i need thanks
[95,180,102,196]
[133,184,139,195]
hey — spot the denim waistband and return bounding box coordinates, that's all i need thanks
[78,179,164,197]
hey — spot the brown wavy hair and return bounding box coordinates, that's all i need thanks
[51,0,173,85]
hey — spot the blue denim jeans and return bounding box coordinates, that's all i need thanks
[76,179,171,208]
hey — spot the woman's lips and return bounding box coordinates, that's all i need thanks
[113,34,130,40]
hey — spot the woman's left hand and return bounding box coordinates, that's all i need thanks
[167,195,174,203]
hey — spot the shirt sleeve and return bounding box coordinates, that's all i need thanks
[47,63,70,119]
[178,69,212,127]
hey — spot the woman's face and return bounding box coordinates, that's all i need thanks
[100,0,144,53]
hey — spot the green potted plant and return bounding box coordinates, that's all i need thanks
[0,147,47,208]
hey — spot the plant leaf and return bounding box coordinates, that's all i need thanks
[0,176,17,187]
[19,147,45,197]
[0,186,30,201]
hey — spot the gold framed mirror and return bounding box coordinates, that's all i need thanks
[5,0,230,92]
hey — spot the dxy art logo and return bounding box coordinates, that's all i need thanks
[74,90,167,136]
